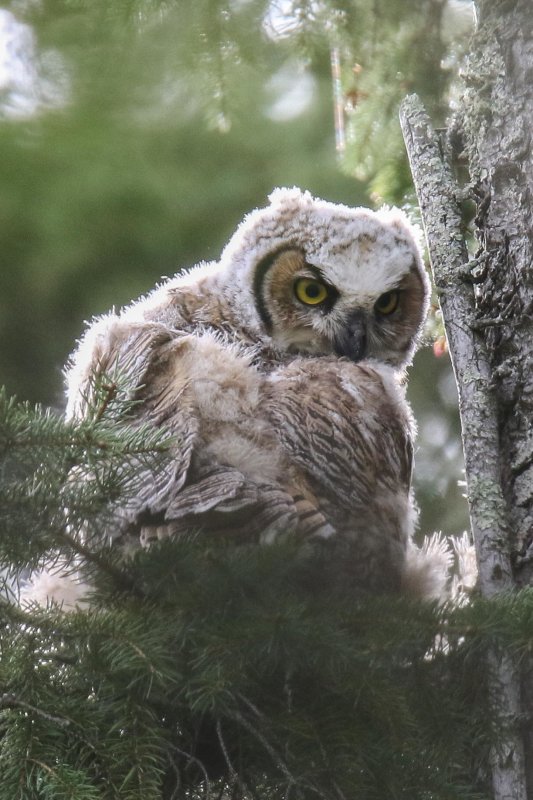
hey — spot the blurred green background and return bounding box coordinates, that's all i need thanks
[0,0,472,539]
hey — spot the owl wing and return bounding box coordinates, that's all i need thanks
[66,318,299,544]
[66,320,199,528]
[265,357,414,531]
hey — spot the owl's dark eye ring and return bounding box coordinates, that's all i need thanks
[375,290,400,316]
[294,277,329,306]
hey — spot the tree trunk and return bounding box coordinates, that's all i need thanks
[400,1,533,797]
[463,6,533,791]
[462,0,533,585]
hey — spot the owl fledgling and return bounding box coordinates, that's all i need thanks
[24,188,448,605]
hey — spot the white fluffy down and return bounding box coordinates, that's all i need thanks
[20,568,90,610]
[20,532,478,609]
[19,188,473,609]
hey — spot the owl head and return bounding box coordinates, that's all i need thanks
[218,187,429,369]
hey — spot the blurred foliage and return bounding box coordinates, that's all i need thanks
[0,0,472,536]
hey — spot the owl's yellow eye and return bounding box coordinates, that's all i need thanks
[294,278,329,306]
[374,290,400,316]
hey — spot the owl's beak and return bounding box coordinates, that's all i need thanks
[334,310,367,362]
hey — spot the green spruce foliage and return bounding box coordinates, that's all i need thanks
[1,386,531,799]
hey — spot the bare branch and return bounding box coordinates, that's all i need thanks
[400,93,514,597]
[0,693,72,727]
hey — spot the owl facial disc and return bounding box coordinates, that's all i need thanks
[219,189,430,368]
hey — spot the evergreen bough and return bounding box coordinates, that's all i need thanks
[1,387,531,799]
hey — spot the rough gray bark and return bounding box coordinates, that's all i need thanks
[401,5,533,796]
[460,5,533,793]
[399,97,515,601]
[400,91,528,800]
[460,0,533,587]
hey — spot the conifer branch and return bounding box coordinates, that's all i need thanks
[168,745,211,798]
[0,694,72,727]
[54,527,144,598]
[230,710,295,787]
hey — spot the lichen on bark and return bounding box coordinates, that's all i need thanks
[458,0,533,576]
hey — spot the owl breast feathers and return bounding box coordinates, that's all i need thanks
[40,187,450,603]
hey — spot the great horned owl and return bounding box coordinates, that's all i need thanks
[26,188,449,605]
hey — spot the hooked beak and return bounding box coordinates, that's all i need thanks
[333,310,367,362]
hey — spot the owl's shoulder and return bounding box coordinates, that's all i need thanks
[268,354,409,412]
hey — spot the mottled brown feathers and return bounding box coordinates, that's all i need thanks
[23,188,446,607]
